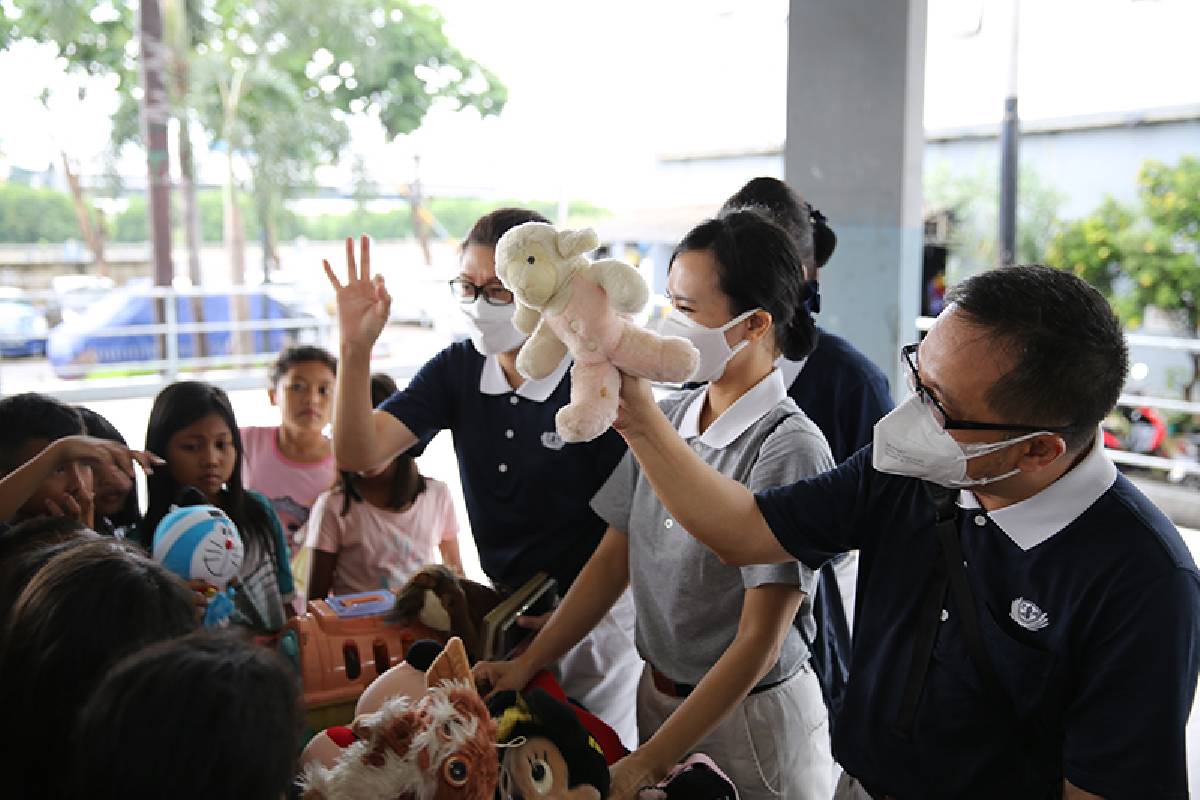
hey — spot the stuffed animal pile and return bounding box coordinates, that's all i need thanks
[495,222,700,443]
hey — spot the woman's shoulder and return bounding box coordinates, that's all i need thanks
[657,384,705,419]
[757,401,832,456]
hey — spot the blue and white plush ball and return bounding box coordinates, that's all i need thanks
[152,505,244,591]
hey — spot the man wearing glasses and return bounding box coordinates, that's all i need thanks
[613,265,1200,799]
[324,209,640,748]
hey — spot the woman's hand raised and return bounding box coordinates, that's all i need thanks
[323,235,392,352]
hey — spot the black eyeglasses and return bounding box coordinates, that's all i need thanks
[448,278,514,306]
[900,343,1076,433]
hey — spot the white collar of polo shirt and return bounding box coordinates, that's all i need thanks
[479,353,572,402]
[959,429,1117,551]
[775,355,808,389]
[678,368,788,449]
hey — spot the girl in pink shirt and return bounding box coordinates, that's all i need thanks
[241,346,338,554]
[306,374,463,599]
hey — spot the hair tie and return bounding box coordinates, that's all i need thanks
[807,203,827,226]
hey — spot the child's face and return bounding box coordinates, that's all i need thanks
[14,437,93,520]
[93,460,134,518]
[269,361,335,434]
[165,413,237,502]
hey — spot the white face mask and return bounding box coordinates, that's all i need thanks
[459,298,527,356]
[872,394,1053,488]
[657,308,759,383]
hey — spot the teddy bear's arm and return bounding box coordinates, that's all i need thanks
[512,301,541,335]
[584,260,650,314]
[516,321,568,381]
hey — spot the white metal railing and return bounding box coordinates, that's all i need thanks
[916,315,1200,479]
[1,284,335,399]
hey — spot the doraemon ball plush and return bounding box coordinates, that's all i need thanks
[152,505,244,626]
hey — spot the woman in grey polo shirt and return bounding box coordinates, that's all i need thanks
[476,210,835,799]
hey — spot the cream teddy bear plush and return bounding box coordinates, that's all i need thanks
[495,221,700,443]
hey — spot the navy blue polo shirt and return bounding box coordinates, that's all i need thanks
[379,340,626,591]
[785,327,893,463]
[756,441,1200,799]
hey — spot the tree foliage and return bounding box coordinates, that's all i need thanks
[1047,156,1200,398]
[924,162,1065,281]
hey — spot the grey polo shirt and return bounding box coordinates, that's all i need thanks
[591,369,835,687]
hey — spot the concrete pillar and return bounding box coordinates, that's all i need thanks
[784,0,927,392]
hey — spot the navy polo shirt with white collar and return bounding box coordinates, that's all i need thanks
[756,435,1200,799]
[780,327,894,464]
[379,340,626,590]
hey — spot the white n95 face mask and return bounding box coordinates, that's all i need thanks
[459,299,527,356]
[872,394,1052,488]
[656,308,759,383]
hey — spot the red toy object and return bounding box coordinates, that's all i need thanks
[281,594,445,730]
[525,669,628,766]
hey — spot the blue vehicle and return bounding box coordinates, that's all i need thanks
[48,281,328,378]
[0,296,50,358]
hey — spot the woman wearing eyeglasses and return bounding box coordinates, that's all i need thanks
[322,208,641,749]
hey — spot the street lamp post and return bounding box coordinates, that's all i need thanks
[998,0,1020,267]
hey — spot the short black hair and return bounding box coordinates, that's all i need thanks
[721,176,838,270]
[462,207,551,250]
[72,630,302,800]
[0,393,85,473]
[946,264,1128,452]
[268,344,337,386]
[671,208,818,362]
[0,538,197,796]
[77,406,142,530]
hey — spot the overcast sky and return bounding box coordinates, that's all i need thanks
[0,0,1196,211]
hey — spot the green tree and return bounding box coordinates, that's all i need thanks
[0,183,81,242]
[0,0,137,271]
[924,163,1066,281]
[1047,157,1200,399]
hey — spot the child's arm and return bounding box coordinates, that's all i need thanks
[0,435,160,524]
[609,582,805,797]
[438,539,463,577]
[304,491,341,601]
[307,551,338,601]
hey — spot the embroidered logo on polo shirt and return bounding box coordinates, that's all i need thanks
[1010,597,1049,631]
[541,431,565,450]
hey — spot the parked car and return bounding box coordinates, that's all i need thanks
[0,290,50,357]
[48,281,330,378]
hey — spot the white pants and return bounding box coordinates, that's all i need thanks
[555,587,642,751]
[637,663,833,800]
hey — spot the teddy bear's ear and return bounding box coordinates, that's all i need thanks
[554,228,600,259]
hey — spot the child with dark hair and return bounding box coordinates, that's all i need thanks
[0,393,159,529]
[0,518,100,624]
[71,629,302,800]
[242,344,338,553]
[306,373,461,600]
[77,406,142,536]
[0,538,198,797]
[135,380,295,633]
[0,392,89,524]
